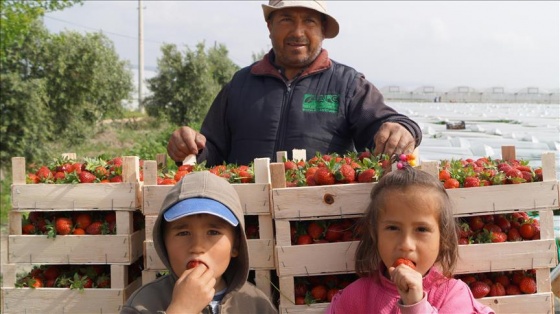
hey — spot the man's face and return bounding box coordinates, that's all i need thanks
[267,7,325,76]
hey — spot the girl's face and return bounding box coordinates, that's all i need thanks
[164,214,239,290]
[376,187,441,277]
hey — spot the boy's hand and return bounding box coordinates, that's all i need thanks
[167,264,215,314]
[389,260,423,305]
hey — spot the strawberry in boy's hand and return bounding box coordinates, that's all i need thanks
[393,258,416,269]
[186,260,204,269]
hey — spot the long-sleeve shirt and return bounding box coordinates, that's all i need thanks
[326,267,495,314]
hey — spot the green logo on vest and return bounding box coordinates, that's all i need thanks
[302,93,339,113]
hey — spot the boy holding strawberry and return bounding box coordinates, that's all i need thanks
[121,171,277,313]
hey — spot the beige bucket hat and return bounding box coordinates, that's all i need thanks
[262,0,340,38]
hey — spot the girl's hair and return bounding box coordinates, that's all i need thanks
[354,165,458,277]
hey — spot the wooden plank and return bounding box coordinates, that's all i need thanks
[276,242,358,277]
[541,152,556,182]
[11,157,26,185]
[454,239,557,274]
[449,181,558,215]
[292,149,306,162]
[501,145,516,162]
[1,278,142,314]
[144,214,157,241]
[11,183,140,210]
[272,183,374,219]
[143,184,271,216]
[143,160,158,186]
[270,162,287,190]
[254,157,271,184]
[254,270,273,300]
[8,230,144,264]
[477,292,553,314]
[277,151,288,163]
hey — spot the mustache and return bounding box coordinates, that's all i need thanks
[285,37,309,45]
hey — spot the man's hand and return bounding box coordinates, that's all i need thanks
[373,122,416,156]
[167,126,206,162]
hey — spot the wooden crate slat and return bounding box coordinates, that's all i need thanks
[449,181,558,215]
[142,183,271,216]
[272,183,374,219]
[477,293,553,314]
[8,230,144,264]
[11,183,140,210]
[276,242,357,277]
[1,278,142,314]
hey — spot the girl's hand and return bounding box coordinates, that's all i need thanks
[389,264,423,305]
[166,264,215,314]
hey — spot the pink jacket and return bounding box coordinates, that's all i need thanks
[326,267,495,314]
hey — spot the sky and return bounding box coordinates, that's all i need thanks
[43,1,559,93]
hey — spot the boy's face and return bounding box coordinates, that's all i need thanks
[376,187,441,277]
[164,213,239,288]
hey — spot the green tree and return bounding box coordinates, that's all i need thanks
[1,19,133,165]
[41,30,133,143]
[0,0,83,63]
[144,41,239,126]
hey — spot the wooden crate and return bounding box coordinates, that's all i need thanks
[10,156,142,210]
[7,210,144,265]
[1,263,142,314]
[269,149,559,314]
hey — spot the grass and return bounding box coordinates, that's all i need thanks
[0,114,178,230]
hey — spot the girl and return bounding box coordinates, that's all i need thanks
[326,165,494,313]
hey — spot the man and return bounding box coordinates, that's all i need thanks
[167,0,422,166]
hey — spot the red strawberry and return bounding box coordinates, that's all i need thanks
[109,175,123,182]
[36,166,53,181]
[519,277,537,294]
[55,217,73,235]
[505,284,521,295]
[27,173,40,184]
[86,221,105,235]
[491,231,507,243]
[519,223,535,240]
[30,277,43,288]
[438,169,451,181]
[284,161,298,171]
[470,281,490,298]
[357,168,376,183]
[307,222,324,240]
[310,285,327,302]
[74,213,92,229]
[443,178,460,189]
[324,223,344,242]
[463,176,481,188]
[296,234,314,245]
[96,274,111,288]
[488,282,506,296]
[393,258,416,269]
[294,282,307,297]
[43,266,61,281]
[468,216,485,231]
[495,274,510,287]
[494,215,511,232]
[335,164,355,183]
[104,212,116,224]
[79,171,97,183]
[507,228,523,241]
[314,168,335,185]
[22,223,36,234]
[186,260,203,269]
[72,227,86,235]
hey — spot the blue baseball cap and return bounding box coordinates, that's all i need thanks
[163,197,239,227]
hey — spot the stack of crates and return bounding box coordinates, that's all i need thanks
[269,147,558,313]
[1,155,145,313]
[140,156,276,300]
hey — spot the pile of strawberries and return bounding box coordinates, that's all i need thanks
[455,269,537,298]
[290,218,362,245]
[157,163,255,185]
[27,156,130,184]
[294,273,358,305]
[21,210,144,236]
[15,258,143,290]
[438,157,543,189]
[457,212,540,244]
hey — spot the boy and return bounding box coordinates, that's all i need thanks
[121,171,277,313]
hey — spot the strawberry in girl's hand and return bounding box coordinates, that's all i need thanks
[393,258,416,269]
[186,260,205,270]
